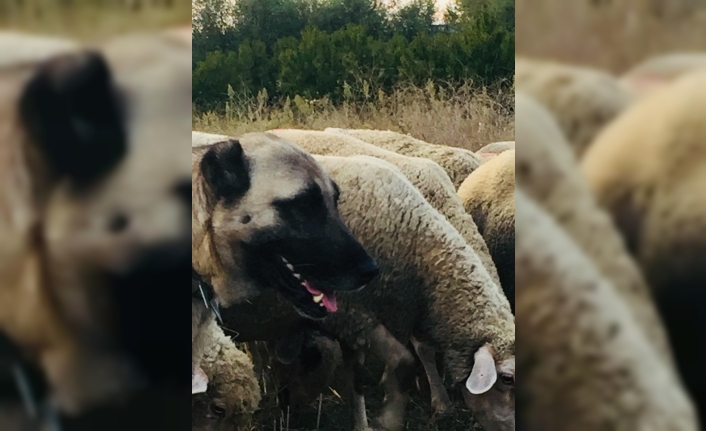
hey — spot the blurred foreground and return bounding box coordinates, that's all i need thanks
[1,3,191,430]
[516,1,706,429]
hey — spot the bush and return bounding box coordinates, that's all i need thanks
[192,0,514,112]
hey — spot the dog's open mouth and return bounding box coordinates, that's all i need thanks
[280,256,338,312]
[262,254,338,319]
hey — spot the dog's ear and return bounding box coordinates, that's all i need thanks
[19,50,126,186]
[200,139,251,202]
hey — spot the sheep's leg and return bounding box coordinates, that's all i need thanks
[369,325,415,431]
[410,337,454,416]
[342,346,369,431]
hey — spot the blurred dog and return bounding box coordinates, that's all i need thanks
[0,29,191,429]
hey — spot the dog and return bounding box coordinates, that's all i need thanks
[0,30,191,429]
[191,133,379,405]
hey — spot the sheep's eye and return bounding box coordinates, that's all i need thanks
[499,373,514,386]
[210,404,226,417]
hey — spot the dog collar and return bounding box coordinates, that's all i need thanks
[191,269,222,325]
[1,334,62,431]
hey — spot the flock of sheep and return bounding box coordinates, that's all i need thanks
[193,50,706,431]
[191,129,516,431]
[515,54,706,430]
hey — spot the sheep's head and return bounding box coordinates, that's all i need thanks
[462,344,515,431]
[191,391,250,431]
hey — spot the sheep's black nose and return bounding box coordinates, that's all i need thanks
[357,258,380,285]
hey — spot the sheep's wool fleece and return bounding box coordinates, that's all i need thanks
[620,52,706,98]
[0,31,78,68]
[515,92,674,369]
[314,155,514,383]
[515,57,634,157]
[198,320,261,416]
[476,141,515,163]
[267,128,500,287]
[457,150,515,307]
[515,188,698,431]
[324,128,482,188]
[192,130,229,148]
[581,69,706,300]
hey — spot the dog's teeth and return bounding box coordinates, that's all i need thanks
[281,256,288,264]
[293,272,302,280]
[319,303,325,307]
[313,293,324,304]
[286,263,295,271]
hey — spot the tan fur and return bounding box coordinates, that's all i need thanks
[314,154,514,431]
[457,150,515,309]
[620,52,706,99]
[0,30,191,413]
[266,128,501,287]
[515,57,634,157]
[0,31,78,69]
[581,69,706,294]
[323,127,482,188]
[191,132,339,306]
[515,188,698,431]
[476,141,515,164]
[192,320,261,431]
[515,92,675,370]
[0,33,112,415]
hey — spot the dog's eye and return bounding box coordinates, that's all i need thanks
[296,186,324,209]
[209,404,226,417]
[276,185,324,212]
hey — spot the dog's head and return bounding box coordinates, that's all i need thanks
[193,132,379,319]
[2,32,191,416]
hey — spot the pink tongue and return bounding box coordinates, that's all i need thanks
[322,293,338,312]
[304,281,338,312]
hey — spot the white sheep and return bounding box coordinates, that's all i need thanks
[307,152,515,431]
[515,187,698,431]
[266,128,501,288]
[322,127,483,188]
[514,91,675,370]
[580,69,706,418]
[457,150,515,313]
[475,141,515,163]
[192,319,261,431]
[620,52,706,99]
[515,57,634,157]
[0,31,78,68]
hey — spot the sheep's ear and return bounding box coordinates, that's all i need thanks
[274,332,305,365]
[192,365,208,394]
[19,50,126,185]
[200,139,251,202]
[466,344,497,395]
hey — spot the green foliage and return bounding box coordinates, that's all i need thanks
[192,0,514,112]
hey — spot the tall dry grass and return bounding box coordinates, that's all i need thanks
[0,0,191,38]
[193,81,515,152]
[516,0,706,73]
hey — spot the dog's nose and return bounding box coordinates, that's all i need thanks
[357,258,380,284]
